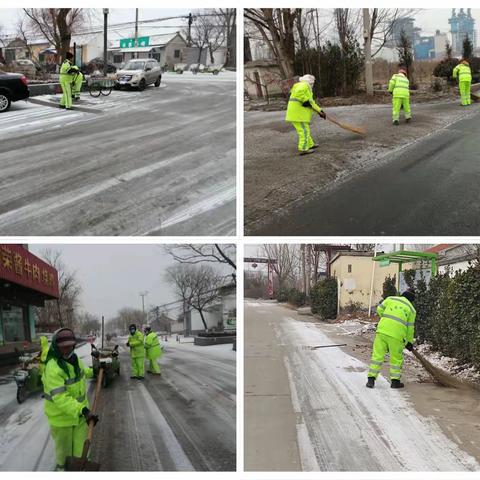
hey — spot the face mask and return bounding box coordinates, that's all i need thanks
[63,350,75,360]
[129,329,136,335]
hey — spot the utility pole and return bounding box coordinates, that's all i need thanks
[140,291,148,324]
[134,8,139,58]
[103,9,109,76]
[187,12,194,46]
[363,8,373,96]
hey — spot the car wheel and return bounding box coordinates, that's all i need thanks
[0,93,11,112]
[154,76,161,87]
[138,79,146,91]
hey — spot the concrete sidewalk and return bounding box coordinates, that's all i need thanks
[244,301,301,471]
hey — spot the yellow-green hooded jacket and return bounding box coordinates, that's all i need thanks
[128,330,145,358]
[42,340,93,427]
[388,73,410,98]
[452,63,472,83]
[285,81,323,123]
[376,296,416,344]
[145,331,162,360]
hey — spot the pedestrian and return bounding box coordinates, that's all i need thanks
[388,66,411,125]
[59,52,76,110]
[69,65,84,102]
[41,328,98,471]
[144,325,163,375]
[452,59,472,106]
[366,290,416,389]
[126,324,145,379]
[285,74,326,156]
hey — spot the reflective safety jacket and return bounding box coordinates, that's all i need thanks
[376,296,416,344]
[60,59,73,78]
[388,73,410,98]
[285,81,323,123]
[43,357,93,427]
[145,331,162,360]
[128,330,145,358]
[39,336,49,375]
[452,63,472,83]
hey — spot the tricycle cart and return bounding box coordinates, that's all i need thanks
[91,344,120,388]
[13,352,43,403]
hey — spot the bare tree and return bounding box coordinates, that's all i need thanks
[187,11,226,64]
[397,28,416,88]
[244,8,298,79]
[23,8,88,62]
[16,19,34,61]
[35,249,81,331]
[166,264,224,331]
[164,244,236,281]
[76,312,101,335]
[108,307,145,334]
[262,244,298,290]
[216,8,236,67]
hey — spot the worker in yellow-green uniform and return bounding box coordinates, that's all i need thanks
[285,74,326,156]
[452,59,472,106]
[38,335,49,376]
[388,67,411,125]
[366,290,416,389]
[144,325,163,375]
[42,328,98,471]
[69,63,84,102]
[127,324,145,379]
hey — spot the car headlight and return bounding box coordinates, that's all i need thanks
[132,74,141,81]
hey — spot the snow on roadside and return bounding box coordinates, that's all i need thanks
[279,316,479,471]
[416,343,480,383]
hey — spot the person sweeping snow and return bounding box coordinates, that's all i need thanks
[285,74,326,156]
[366,290,416,389]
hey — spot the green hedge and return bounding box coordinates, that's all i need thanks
[414,263,480,370]
[311,278,337,320]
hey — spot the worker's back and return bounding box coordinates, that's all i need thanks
[376,295,416,343]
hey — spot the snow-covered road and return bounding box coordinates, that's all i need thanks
[0,73,236,236]
[245,300,479,471]
[0,339,236,471]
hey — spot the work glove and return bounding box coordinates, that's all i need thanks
[319,111,326,119]
[81,407,99,426]
[91,349,100,358]
[126,341,130,347]
[405,342,414,352]
[302,100,311,107]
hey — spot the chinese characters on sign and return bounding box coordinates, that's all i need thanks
[0,245,59,298]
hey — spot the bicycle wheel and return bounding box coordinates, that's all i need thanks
[89,83,102,98]
[101,86,112,96]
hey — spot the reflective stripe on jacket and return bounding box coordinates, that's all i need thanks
[376,296,416,344]
[285,81,322,123]
[145,331,162,360]
[388,73,410,98]
[128,330,145,358]
[43,357,93,427]
[452,64,472,83]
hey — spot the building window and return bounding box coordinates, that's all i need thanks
[113,54,123,64]
[174,49,180,59]
[1,304,26,343]
[348,264,352,273]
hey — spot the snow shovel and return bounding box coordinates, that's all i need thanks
[65,368,103,471]
[325,114,366,136]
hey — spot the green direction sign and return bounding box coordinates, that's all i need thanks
[120,36,150,48]
[379,259,391,267]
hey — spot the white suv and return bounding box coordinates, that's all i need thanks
[115,59,162,90]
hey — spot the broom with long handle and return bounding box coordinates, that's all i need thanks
[324,114,367,135]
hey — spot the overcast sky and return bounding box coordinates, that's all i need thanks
[0,8,197,36]
[29,244,232,320]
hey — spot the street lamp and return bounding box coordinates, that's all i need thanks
[103,9,109,76]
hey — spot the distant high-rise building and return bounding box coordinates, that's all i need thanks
[387,17,422,48]
[448,8,476,55]
[434,30,449,59]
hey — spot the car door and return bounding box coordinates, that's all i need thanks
[145,61,154,84]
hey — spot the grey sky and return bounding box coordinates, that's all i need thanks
[0,9,197,35]
[29,244,180,320]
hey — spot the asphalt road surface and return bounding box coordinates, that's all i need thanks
[0,340,236,471]
[245,300,479,472]
[249,105,480,236]
[0,73,236,235]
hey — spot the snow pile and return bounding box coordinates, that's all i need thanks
[416,343,480,383]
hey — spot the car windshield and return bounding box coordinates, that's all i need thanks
[124,61,145,70]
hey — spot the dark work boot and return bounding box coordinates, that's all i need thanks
[393,120,399,126]
[366,377,375,389]
[391,379,405,389]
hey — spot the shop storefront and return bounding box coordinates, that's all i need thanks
[0,245,59,352]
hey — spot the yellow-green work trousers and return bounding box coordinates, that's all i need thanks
[392,97,411,122]
[131,356,145,377]
[368,332,404,381]
[50,420,88,470]
[292,121,315,152]
[459,81,471,106]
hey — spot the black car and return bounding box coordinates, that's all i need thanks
[0,72,29,112]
